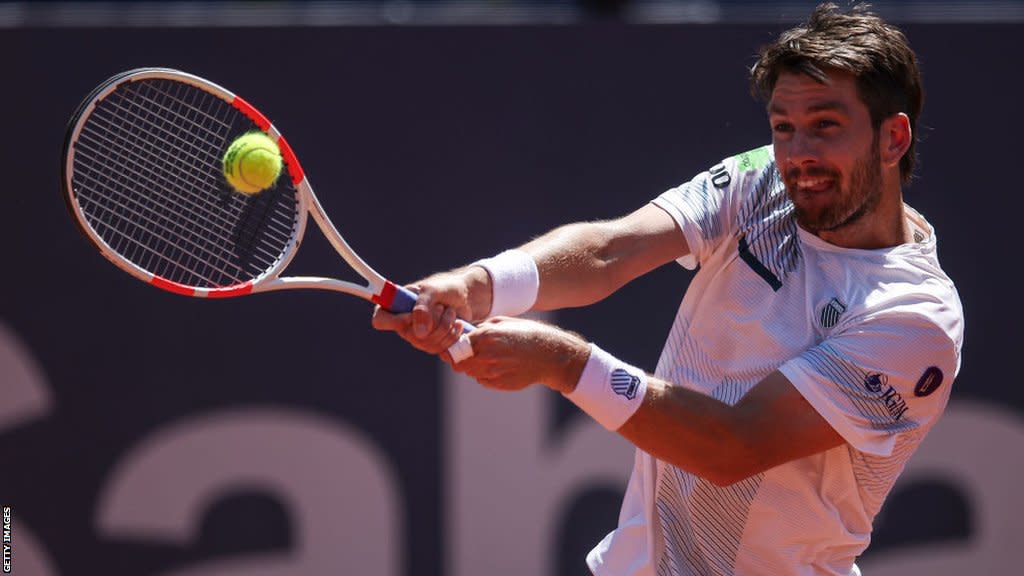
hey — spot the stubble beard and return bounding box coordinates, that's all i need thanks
[787,137,883,234]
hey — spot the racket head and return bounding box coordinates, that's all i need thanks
[62,68,308,298]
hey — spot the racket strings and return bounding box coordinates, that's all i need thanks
[78,85,247,283]
[72,78,299,289]
[87,81,252,275]
[90,82,239,228]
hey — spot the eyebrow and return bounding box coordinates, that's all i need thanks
[767,100,850,116]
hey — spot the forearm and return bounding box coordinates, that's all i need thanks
[462,204,684,316]
[526,209,684,310]
[556,345,844,486]
[617,380,758,486]
[454,317,841,486]
[458,319,760,484]
[551,344,756,486]
[457,221,632,318]
[521,221,628,310]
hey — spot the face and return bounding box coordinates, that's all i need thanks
[769,70,883,234]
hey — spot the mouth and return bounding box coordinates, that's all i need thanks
[795,177,831,192]
[787,175,835,198]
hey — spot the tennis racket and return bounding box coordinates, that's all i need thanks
[62,67,474,362]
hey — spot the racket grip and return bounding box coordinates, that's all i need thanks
[387,284,476,363]
[388,285,419,313]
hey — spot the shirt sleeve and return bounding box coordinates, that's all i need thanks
[779,311,960,456]
[651,145,774,270]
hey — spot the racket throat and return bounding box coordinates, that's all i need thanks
[371,281,400,309]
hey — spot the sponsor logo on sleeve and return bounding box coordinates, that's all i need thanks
[709,163,731,189]
[735,146,772,172]
[864,373,909,422]
[914,366,944,397]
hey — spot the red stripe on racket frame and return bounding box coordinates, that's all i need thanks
[151,276,196,296]
[372,281,398,309]
[229,96,304,185]
[231,96,271,132]
[276,136,305,185]
[150,276,254,298]
[206,283,255,298]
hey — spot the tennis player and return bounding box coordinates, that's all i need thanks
[374,3,964,574]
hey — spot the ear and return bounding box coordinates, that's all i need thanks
[880,112,912,169]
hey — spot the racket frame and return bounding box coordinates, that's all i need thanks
[63,68,404,309]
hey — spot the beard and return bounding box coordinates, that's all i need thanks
[785,137,882,234]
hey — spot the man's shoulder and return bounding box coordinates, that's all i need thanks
[728,145,774,175]
[709,145,777,183]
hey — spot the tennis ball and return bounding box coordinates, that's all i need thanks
[222,131,283,194]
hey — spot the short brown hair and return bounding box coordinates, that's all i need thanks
[750,3,924,184]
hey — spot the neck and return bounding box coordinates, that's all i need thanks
[816,179,907,250]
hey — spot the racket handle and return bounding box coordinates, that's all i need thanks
[386,284,476,364]
[387,285,419,313]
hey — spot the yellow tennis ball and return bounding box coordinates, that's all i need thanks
[222,131,283,194]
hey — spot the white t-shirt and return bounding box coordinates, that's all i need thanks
[586,146,964,576]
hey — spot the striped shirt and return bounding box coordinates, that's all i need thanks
[586,146,964,576]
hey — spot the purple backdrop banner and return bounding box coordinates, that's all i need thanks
[1,23,1020,576]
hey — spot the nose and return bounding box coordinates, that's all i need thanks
[783,131,820,169]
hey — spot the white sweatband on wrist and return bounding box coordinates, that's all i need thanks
[565,344,648,431]
[473,249,539,318]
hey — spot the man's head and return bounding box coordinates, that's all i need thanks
[750,3,923,185]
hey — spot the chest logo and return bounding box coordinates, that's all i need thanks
[819,297,847,329]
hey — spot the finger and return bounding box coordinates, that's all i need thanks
[474,372,504,390]
[410,303,442,346]
[452,323,485,365]
[371,306,408,332]
[411,288,438,338]
[463,353,505,382]
[475,375,503,387]
[425,305,454,337]
[436,308,463,349]
[448,345,483,373]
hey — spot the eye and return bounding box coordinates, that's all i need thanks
[817,119,839,129]
[772,122,794,134]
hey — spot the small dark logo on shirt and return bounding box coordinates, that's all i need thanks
[914,366,944,397]
[864,372,908,421]
[819,297,847,329]
[864,373,886,393]
[611,369,640,400]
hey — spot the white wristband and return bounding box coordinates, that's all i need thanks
[565,344,648,431]
[473,249,539,318]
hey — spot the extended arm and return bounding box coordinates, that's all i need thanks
[621,369,845,485]
[456,318,845,486]
[523,203,688,311]
[371,202,688,352]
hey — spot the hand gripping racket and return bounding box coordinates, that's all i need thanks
[62,68,474,362]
